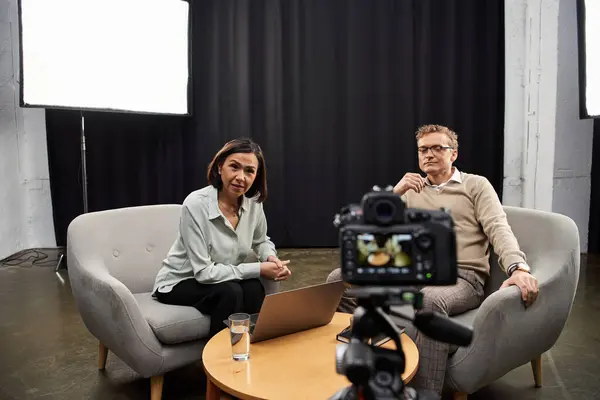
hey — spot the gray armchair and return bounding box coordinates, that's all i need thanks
[389,205,578,399]
[391,206,580,398]
[66,205,279,400]
[444,206,580,398]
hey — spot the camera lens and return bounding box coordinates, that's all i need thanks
[374,200,396,223]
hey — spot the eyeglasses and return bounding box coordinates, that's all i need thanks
[417,145,454,155]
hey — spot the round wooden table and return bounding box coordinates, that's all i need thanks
[202,312,419,400]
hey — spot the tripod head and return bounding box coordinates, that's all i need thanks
[330,287,473,400]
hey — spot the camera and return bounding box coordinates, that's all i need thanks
[330,186,473,400]
[334,185,458,286]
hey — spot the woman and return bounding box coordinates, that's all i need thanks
[153,138,291,337]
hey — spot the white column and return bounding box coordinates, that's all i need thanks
[503,0,527,207]
[504,0,593,251]
[552,0,594,252]
[503,0,559,212]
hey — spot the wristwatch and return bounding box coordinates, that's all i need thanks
[508,262,530,276]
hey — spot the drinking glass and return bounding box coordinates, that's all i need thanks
[229,313,251,361]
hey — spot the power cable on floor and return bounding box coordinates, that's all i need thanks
[0,248,63,268]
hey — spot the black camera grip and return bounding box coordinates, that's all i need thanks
[412,311,473,347]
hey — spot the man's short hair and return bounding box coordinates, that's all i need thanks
[415,124,459,149]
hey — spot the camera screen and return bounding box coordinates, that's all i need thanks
[356,233,412,268]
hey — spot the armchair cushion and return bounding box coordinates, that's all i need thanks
[134,293,211,345]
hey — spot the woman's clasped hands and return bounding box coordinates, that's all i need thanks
[260,255,292,281]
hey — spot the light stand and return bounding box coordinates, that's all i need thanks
[56,111,88,272]
[55,253,65,272]
[80,111,89,214]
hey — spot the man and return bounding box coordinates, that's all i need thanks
[326,124,539,397]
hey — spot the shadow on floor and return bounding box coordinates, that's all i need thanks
[0,249,598,399]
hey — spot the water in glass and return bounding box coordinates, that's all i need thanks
[229,313,251,361]
[230,325,250,360]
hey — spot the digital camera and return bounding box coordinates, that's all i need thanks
[333,185,458,286]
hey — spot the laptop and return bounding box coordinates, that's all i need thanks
[223,280,346,343]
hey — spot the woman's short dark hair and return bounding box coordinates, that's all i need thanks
[207,138,268,202]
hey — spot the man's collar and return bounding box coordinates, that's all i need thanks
[426,167,462,186]
[449,167,462,183]
[207,185,248,220]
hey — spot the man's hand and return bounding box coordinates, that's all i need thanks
[393,173,427,196]
[500,271,539,307]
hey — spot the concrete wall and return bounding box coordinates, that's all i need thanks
[0,0,56,260]
[552,0,594,252]
[503,0,594,252]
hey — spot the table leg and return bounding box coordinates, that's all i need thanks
[206,377,222,400]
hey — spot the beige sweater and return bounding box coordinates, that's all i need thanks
[401,171,526,284]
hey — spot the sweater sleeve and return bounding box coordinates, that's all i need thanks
[473,177,526,274]
[181,205,261,284]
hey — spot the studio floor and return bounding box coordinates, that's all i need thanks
[0,248,599,400]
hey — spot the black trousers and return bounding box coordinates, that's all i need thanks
[156,278,265,337]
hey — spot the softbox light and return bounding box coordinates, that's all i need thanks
[18,0,191,115]
[578,0,600,118]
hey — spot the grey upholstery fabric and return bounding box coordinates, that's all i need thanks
[445,206,580,393]
[391,206,580,394]
[133,293,211,345]
[67,204,280,378]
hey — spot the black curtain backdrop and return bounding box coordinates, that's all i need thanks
[46,0,505,248]
[588,119,600,254]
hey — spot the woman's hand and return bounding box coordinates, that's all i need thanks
[275,265,292,281]
[260,260,291,281]
[266,255,285,269]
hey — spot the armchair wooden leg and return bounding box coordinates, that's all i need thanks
[453,392,468,400]
[531,354,543,387]
[150,375,164,400]
[98,342,108,370]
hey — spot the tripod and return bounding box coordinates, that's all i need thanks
[330,288,423,400]
[330,287,472,400]
[56,111,88,272]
